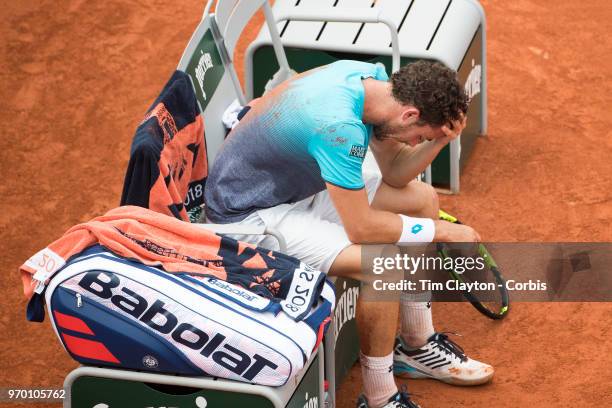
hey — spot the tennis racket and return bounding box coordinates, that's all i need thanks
[437,209,510,320]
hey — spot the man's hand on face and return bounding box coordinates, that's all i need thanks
[437,113,467,146]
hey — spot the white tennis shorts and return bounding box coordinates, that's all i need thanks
[221,153,383,273]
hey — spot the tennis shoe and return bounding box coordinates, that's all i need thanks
[356,387,421,408]
[393,333,494,386]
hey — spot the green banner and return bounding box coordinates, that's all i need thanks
[185,29,225,112]
[71,376,274,408]
[286,353,321,408]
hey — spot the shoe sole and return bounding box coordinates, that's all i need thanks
[393,362,494,386]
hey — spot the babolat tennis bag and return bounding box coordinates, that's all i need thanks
[42,245,334,386]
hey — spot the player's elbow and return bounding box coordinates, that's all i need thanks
[344,223,373,244]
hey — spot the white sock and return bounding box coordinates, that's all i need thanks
[400,291,434,348]
[360,351,397,408]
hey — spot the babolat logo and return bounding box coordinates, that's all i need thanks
[349,144,366,159]
[206,278,257,302]
[78,271,278,381]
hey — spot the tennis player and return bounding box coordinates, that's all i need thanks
[205,60,493,408]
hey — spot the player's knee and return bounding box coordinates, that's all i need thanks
[414,181,439,219]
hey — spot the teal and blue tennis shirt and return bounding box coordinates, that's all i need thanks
[205,60,389,223]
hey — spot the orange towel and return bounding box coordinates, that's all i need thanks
[20,206,292,300]
[120,70,207,223]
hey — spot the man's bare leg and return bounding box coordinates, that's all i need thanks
[368,179,494,385]
[328,244,401,407]
[328,244,399,356]
[370,180,438,348]
[370,180,438,219]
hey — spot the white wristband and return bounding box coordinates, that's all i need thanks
[398,214,435,244]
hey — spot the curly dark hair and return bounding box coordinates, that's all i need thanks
[390,60,468,126]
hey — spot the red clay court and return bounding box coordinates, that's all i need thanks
[1,0,611,406]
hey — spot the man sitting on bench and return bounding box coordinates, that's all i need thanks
[204,60,493,408]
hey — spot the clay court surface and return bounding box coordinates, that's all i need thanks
[1,0,611,406]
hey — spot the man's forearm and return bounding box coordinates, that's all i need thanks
[346,209,403,244]
[348,211,475,245]
[326,181,479,245]
[348,209,444,244]
[384,140,447,187]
